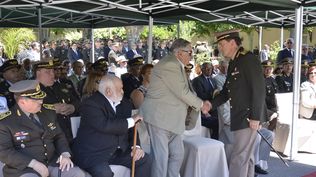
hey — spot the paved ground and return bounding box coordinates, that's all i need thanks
[258,152,316,177]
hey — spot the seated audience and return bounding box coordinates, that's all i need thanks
[72,75,151,177]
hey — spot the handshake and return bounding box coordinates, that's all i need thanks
[201,101,212,114]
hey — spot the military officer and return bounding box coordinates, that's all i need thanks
[33,60,80,144]
[275,58,294,93]
[122,55,144,100]
[0,80,85,177]
[211,29,266,177]
[0,59,22,108]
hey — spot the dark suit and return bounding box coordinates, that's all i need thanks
[192,74,218,139]
[126,50,137,60]
[0,80,15,108]
[67,49,82,63]
[0,105,70,177]
[72,92,151,177]
[276,48,294,65]
[55,46,68,62]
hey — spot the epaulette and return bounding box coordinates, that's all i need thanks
[240,50,249,55]
[0,111,11,120]
[43,104,56,110]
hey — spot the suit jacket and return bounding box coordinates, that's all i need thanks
[67,49,82,63]
[212,49,267,131]
[192,74,217,101]
[72,92,138,169]
[0,105,70,177]
[140,54,202,134]
[300,81,316,118]
[276,48,294,64]
[126,49,136,60]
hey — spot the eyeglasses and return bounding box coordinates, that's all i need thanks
[181,50,193,56]
[287,41,293,44]
[309,72,316,75]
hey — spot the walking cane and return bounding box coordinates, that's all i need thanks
[132,119,141,177]
[247,119,289,167]
[257,129,290,167]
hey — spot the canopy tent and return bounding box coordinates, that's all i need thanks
[0,0,308,28]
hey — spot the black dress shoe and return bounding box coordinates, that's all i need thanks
[255,165,269,174]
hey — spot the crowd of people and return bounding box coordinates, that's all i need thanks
[0,29,316,177]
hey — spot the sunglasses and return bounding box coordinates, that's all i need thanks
[287,41,293,44]
[181,50,193,56]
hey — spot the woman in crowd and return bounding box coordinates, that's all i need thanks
[300,65,316,120]
[130,64,154,108]
[81,71,103,100]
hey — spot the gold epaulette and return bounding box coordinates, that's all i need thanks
[0,111,11,120]
[43,104,56,110]
[240,50,248,55]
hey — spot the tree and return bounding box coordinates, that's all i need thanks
[0,28,36,59]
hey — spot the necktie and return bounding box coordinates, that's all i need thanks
[208,78,214,89]
[29,113,42,128]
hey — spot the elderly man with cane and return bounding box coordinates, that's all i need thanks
[72,75,151,177]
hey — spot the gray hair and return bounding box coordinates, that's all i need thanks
[170,38,191,53]
[98,75,118,96]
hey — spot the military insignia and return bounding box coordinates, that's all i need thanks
[47,122,56,130]
[21,143,25,148]
[61,89,69,93]
[43,104,56,110]
[0,111,11,120]
[231,67,240,76]
[66,84,72,89]
[17,109,21,116]
[14,131,29,141]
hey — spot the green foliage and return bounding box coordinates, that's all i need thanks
[194,52,210,65]
[94,28,126,39]
[65,30,82,42]
[140,25,177,40]
[269,40,281,61]
[191,21,256,37]
[0,28,35,59]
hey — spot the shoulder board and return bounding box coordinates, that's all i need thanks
[43,104,56,110]
[0,111,11,120]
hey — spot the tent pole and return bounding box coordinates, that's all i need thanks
[290,5,303,161]
[38,5,42,61]
[147,15,153,64]
[259,26,262,51]
[91,28,95,63]
[280,21,284,49]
